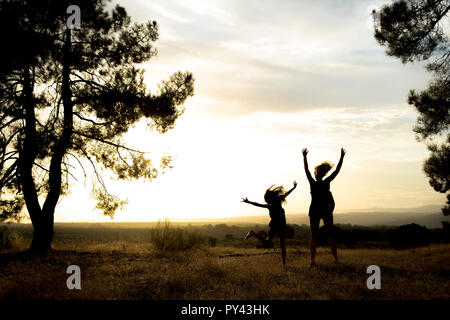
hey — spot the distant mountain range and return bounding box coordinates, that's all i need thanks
[181,205,449,228]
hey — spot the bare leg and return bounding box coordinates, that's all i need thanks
[247,230,272,245]
[328,237,338,262]
[280,236,286,269]
[324,216,338,262]
[309,216,320,267]
[310,232,318,267]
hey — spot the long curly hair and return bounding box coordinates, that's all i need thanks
[264,185,286,204]
[314,161,334,179]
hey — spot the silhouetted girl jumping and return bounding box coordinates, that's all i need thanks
[302,148,345,267]
[241,181,297,268]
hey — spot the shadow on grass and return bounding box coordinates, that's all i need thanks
[0,250,40,262]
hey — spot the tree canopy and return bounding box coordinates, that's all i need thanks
[0,0,194,251]
[373,0,450,215]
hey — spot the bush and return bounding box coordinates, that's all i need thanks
[285,224,295,239]
[207,237,217,247]
[389,223,431,249]
[0,226,21,250]
[150,221,208,252]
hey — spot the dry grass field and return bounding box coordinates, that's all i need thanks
[0,234,449,300]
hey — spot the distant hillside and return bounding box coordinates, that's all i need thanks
[338,205,443,214]
[333,212,447,228]
[181,206,449,228]
[6,206,447,229]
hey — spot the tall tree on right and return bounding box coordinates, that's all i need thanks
[373,0,450,215]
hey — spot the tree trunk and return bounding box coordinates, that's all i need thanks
[18,67,48,253]
[21,30,73,254]
[29,29,73,253]
[29,212,54,253]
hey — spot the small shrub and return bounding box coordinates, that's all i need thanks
[285,224,295,239]
[317,225,341,246]
[225,234,234,240]
[150,221,208,252]
[390,223,431,249]
[208,237,217,247]
[0,226,22,250]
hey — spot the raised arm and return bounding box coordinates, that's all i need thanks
[325,148,346,182]
[241,197,268,208]
[302,148,314,184]
[282,181,297,200]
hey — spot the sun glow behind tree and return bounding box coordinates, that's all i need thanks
[3,0,447,225]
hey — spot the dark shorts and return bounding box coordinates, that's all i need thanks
[309,213,333,230]
[268,219,286,239]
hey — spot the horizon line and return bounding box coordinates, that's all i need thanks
[7,203,443,224]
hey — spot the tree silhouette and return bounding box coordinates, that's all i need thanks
[0,0,194,252]
[373,0,449,215]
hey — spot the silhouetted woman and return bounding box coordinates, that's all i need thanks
[302,148,346,267]
[241,181,297,268]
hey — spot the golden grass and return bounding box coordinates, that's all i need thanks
[0,242,449,300]
[149,220,208,252]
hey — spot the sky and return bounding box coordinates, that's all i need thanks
[52,0,446,222]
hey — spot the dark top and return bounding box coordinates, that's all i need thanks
[308,179,334,217]
[268,202,286,225]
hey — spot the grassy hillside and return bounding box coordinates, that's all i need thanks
[0,242,448,300]
[0,222,449,300]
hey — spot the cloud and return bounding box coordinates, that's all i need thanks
[120,0,432,117]
[54,0,442,222]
